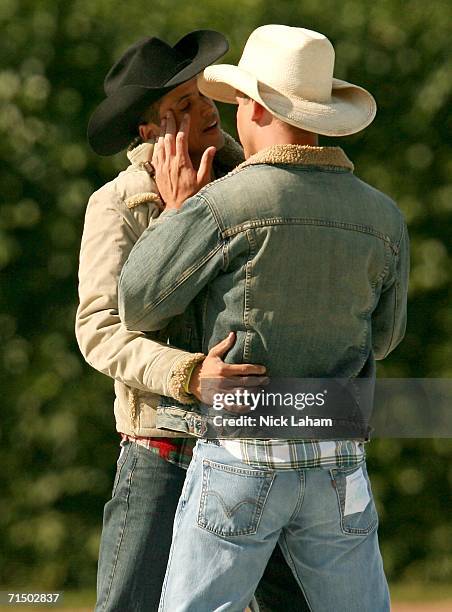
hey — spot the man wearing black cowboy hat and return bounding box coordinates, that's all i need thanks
[77,31,306,612]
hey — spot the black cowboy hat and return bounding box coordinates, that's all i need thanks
[87,30,229,156]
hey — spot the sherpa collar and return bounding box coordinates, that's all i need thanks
[126,130,244,172]
[236,144,354,172]
[127,141,153,166]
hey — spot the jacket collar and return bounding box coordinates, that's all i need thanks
[127,141,153,166]
[126,130,244,172]
[236,144,354,172]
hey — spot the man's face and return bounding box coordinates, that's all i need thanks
[235,92,253,158]
[155,78,224,157]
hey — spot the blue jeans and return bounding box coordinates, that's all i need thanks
[95,441,187,611]
[95,440,308,611]
[159,440,390,612]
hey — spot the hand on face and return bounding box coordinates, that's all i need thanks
[151,110,216,210]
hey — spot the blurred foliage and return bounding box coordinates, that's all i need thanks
[0,0,451,592]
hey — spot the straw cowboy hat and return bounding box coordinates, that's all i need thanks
[88,30,228,155]
[198,25,376,136]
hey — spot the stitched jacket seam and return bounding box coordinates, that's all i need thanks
[221,218,396,247]
[197,193,226,233]
[356,241,392,364]
[380,220,405,359]
[243,229,256,362]
[381,272,398,360]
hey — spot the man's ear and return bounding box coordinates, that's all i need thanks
[250,100,266,123]
[138,122,159,142]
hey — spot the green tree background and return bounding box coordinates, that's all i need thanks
[0,0,450,592]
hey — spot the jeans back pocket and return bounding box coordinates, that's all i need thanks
[330,462,378,535]
[197,459,274,537]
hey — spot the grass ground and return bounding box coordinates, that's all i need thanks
[390,583,452,612]
[0,584,451,611]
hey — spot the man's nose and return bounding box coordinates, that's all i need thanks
[199,95,216,115]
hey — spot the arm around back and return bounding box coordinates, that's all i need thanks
[75,184,203,398]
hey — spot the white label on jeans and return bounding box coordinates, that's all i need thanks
[344,467,370,516]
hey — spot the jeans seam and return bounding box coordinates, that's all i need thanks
[280,530,313,612]
[101,452,138,611]
[160,448,201,610]
[288,471,305,523]
[202,457,273,477]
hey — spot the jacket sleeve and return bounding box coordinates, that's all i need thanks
[372,220,410,359]
[119,194,224,332]
[75,186,204,399]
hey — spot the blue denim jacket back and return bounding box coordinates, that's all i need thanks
[119,145,409,436]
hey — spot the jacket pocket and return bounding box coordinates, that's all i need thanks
[329,462,378,535]
[197,458,274,537]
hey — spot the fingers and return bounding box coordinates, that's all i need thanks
[222,375,269,388]
[220,363,267,376]
[175,113,194,171]
[200,375,268,399]
[164,111,176,158]
[199,377,269,411]
[208,332,236,358]
[175,113,189,155]
[154,111,191,168]
[152,117,166,167]
[197,146,216,188]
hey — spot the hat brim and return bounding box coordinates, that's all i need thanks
[198,64,376,137]
[88,30,228,156]
[88,84,173,156]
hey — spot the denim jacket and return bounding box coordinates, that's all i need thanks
[119,145,409,436]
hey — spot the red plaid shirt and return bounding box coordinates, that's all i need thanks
[120,433,194,469]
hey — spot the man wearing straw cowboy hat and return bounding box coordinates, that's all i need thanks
[119,25,409,611]
[79,29,308,611]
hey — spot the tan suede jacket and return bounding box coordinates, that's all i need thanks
[76,133,243,437]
